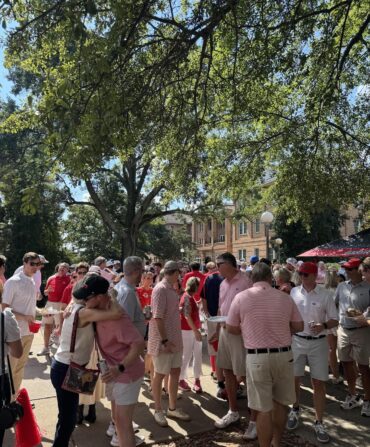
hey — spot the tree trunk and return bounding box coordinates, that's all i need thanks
[121,229,138,257]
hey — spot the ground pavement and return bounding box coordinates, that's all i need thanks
[4,331,369,447]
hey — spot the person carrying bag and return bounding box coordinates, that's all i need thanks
[0,309,23,444]
[50,275,122,447]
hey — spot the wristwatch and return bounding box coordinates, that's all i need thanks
[322,322,328,329]
[118,363,125,373]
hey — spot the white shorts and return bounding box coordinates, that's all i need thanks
[105,377,143,405]
[42,302,63,325]
[292,336,328,381]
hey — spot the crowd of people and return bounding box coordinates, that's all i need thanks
[0,251,369,447]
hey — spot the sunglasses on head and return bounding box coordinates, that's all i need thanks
[298,272,309,277]
[29,262,41,267]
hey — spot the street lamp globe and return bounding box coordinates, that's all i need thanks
[275,238,283,246]
[180,247,185,254]
[260,211,274,224]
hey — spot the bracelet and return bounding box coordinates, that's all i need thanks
[161,338,168,345]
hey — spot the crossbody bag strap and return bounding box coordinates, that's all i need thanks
[7,354,15,395]
[92,322,101,362]
[69,306,83,354]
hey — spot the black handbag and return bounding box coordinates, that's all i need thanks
[61,307,100,395]
[0,312,24,430]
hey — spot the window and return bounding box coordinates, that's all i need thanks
[254,248,259,257]
[255,219,260,233]
[219,234,225,242]
[238,249,247,260]
[208,219,212,231]
[217,221,225,231]
[239,221,247,236]
[198,238,204,245]
[198,223,204,232]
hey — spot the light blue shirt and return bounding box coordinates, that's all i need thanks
[115,278,146,337]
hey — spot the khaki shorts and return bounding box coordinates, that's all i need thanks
[246,350,295,412]
[292,335,329,381]
[42,301,63,325]
[337,326,370,365]
[216,327,246,377]
[105,377,142,405]
[152,351,182,375]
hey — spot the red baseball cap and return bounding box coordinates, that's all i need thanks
[298,262,318,275]
[342,258,361,269]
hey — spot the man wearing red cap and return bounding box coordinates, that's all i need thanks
[334,258,370,417]
[288,262,338,444]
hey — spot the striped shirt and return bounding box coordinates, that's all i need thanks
[227,281,302,349]
[219,271,252,316]
[147,278,182,356]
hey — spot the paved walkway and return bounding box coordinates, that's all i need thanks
[4,332,369,446]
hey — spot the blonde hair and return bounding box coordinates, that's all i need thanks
[185,276,200,294]
[274,267,291,284]
[324,270,339,289]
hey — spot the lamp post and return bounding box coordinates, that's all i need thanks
[274,237,283,263]
[260,211,274,259]
[180,247,185,260]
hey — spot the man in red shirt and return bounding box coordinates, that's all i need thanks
[181,262,205,303]
[38,262,70,355]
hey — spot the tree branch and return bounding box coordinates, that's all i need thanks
[85,179,123,234]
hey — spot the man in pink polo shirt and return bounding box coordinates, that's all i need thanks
[148,260,191,427]
[210,252,255,438]
[227,262,303,447]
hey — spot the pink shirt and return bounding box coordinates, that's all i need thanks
[96,312,144,383]
[219,271,252,316]
[148,278,182,356]
[227,281,302,349]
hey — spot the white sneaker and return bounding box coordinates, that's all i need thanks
[110,433,119,447]
[340,394,363,410]
[214,410,240,428]
[110,430,144,446]
[37,346,50,356]
[106,421,115,437]
[243,421,257,440]
[154,410,168,427]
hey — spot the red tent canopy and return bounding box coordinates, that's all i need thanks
[298,228,370,258]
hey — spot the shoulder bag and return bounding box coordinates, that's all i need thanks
[61,308,100,395]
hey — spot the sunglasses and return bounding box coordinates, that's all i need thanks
[77,271,88,275]
[298,272,309,277]
[29,262,41,267]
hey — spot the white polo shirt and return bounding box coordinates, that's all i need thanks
[2,272,37,337]
[291,285,338,336]
[14,266,41,295]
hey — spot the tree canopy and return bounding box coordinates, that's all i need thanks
[0,1,369,253]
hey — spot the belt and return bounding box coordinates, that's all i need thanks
[247,346,291,354]
[341,326,365,331]
[295,334,326,340]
